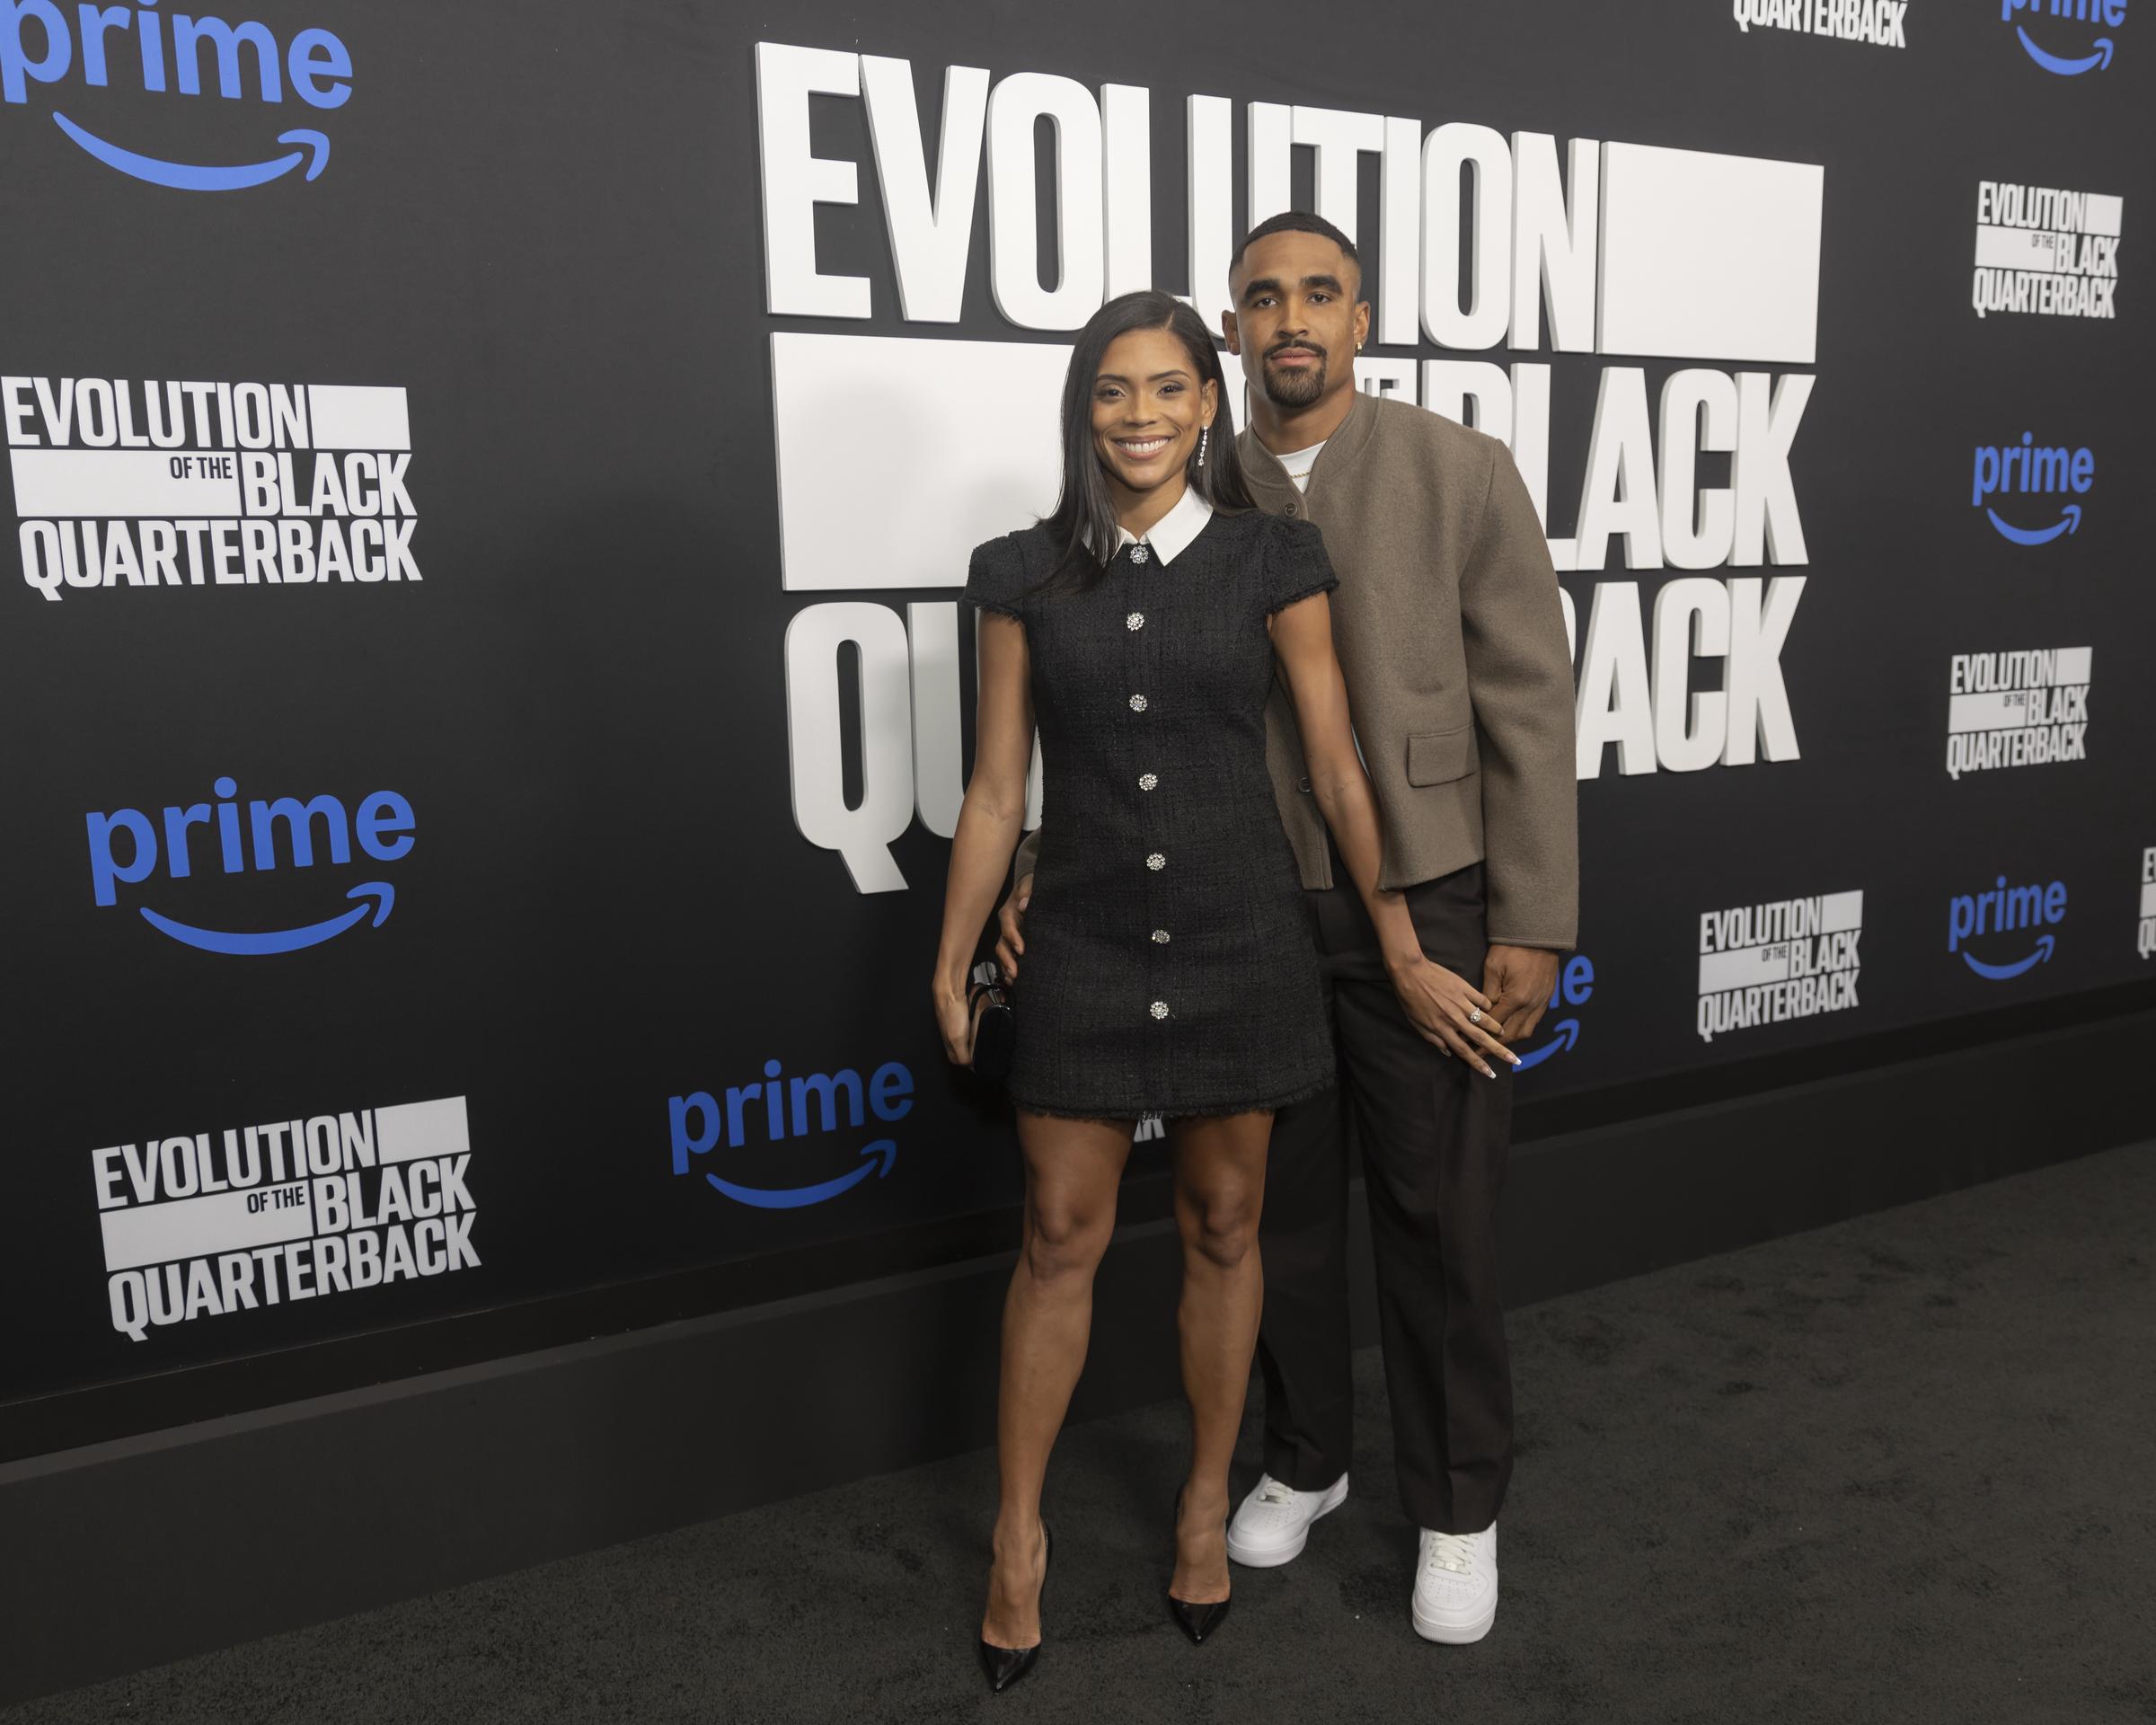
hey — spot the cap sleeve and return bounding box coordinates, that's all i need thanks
[964,534,1031,623]
[1261,515,1339,617]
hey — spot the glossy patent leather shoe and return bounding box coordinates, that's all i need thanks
[978,1523,1051,1694]
[1167,1591,1233,1644]
[1169,1489,1233,1644]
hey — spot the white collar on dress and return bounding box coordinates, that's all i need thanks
[1108,484,1215,565]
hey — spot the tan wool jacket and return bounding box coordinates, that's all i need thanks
[1015,385,1578,951]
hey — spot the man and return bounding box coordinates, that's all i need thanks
[1002,211,1577,1643]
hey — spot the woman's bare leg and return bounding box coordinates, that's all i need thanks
[1166,1110,1274,1605]
[981,1110,1135,1649]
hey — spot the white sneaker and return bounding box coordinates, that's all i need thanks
[1411,1522,1498,1643]
[1225,1473,1348,1568]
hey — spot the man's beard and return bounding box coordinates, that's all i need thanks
[1262,345,1329,408]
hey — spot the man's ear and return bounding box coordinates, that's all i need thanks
[1221,308,1241,355]
[1354,298,1373,349]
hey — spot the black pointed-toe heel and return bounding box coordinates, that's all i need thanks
[1167,1591,1233,1645]
[978,1523,1052,1694]
[977,1636,1037,1695]
[1167,1489,1233,1645]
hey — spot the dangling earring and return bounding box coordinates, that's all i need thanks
[1198,425,1209,468]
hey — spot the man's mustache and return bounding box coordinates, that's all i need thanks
[1266,340,1326,360]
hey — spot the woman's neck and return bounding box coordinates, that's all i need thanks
[1110,473,1187,543]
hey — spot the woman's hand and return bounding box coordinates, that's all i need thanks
[1385,954,1522,1078]
[933,975,976,1067]
[995,872,1033,981]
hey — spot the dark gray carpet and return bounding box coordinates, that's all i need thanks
[9,1143,2153,1725]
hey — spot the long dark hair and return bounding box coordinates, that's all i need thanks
[1035,290,1254,595]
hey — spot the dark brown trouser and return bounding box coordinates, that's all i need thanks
[1257,854,1514,1535]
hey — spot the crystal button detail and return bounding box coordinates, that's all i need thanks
[1146,853,1166,871]
[1128,694,1148,712]
[1149,1000,1169,1019]
[1152,929,1171,944]
[1127,611,1144,631]
[1131,544,1151,564]
[1138,773,1158,792]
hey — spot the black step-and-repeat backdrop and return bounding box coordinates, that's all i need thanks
[1,0,2149,1411]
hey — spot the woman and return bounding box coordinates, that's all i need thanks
[931,291,1409,1694]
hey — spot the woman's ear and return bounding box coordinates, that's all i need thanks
[1200,376,1219,429]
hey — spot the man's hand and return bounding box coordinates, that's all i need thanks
[1481,943,1560,1041]
[995,872,1033,981]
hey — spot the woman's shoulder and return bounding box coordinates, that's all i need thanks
[1187,503,1285,549]
[1259,508,1327,551]
[1234,506,1336,613]
[968,520,1057,566]
[1200,506,1328,578]
[966,522,1061,616]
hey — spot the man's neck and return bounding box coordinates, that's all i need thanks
[1110,473,1187,541]
[1249,376,1359,456]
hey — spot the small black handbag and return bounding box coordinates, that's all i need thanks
[968,975,1016,1085]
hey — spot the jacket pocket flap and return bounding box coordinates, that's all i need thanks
[1406,725,1475,786]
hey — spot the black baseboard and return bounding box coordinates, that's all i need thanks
[2,1008,2147,1707]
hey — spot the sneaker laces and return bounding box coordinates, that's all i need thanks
[1255,1477,1301,1507]
[1422,1531,1478,1577]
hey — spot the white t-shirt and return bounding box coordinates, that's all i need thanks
[1274,439,1326,493]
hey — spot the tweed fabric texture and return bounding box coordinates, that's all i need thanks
[966,507,1338,1120]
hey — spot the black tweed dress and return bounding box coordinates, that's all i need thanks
[966,504,1339,1121]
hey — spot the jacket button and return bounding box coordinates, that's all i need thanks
[1285,501,1299,516]
[1297,775,1312,793]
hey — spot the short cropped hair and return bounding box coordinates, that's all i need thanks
[1229,211,1363,289]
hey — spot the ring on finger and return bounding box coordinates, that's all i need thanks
[1468,1007,1482,1025]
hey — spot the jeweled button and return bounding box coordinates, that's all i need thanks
[1128,694,1148,712]
[1146,853,1166,871]
[1151,929,1171,944]
[1149,1000,1170,1019]
[1127,611,1144,631]
[1139,773,1159,792]
[1132,544,1151,564]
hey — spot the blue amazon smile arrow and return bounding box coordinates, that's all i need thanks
[706,1139,898,1210]
[1512,1018,1580,1073]
[1961,933,2055,980]
[139,881,393,955]
[1986,502,2081,545]
[2016,29,2115,75]
[52,112,331,190]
